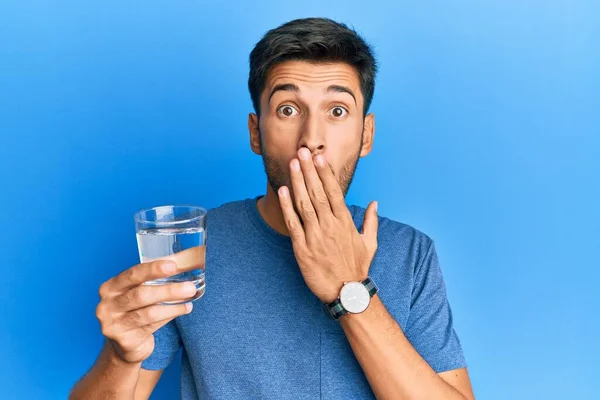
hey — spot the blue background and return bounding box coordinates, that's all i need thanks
[1,1,598,399]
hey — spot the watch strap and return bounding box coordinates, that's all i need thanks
[362,276,379,297]
[323,298,348,320]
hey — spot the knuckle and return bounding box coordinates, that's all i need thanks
[123,310,144,327]
[95,303,108,321]
[98,282,110,298]
[329,191,344,204]
[96,304,118,338]
[123,267,138,283]
[113,292,129,308]
[286,217,299,230]
[300,201,316,217]
[308,188,320,200]
[132,287,149,305]
[167,283,180,298]
[144,306,160,322]
[316,196,329,209]
[100,325,112,338]
[150,260,165,275]
[101,323,119,339]
[299,199,311,212]
[98,319,115,338]
[114,287,143,308]
[305,209,317,220]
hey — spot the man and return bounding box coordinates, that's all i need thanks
[71,18,474,400]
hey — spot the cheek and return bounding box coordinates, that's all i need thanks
[261,117,301,149]
[327,114,362,139]
[324,123,363,165]
[260,132,297,169]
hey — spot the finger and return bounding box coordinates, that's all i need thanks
[277,185,306,247]
[145,312,186,333]
[119,302,193,332]
[108,246,206,293]
[289,157,319,229]
[107,260,177,294]
[145,318,176,334]
[160,245,206,271]
[113,281,199,311]
[297,147,333,220]
[313,154,351,219]
[361,201,379,252]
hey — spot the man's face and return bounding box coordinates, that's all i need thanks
[249,60,374,203]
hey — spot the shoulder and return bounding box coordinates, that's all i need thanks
[207,198,247,213]
[202,198,252,238]
[206,198,248,221]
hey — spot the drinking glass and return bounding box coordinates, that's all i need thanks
[134,205,206,303]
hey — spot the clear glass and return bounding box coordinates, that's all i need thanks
[134,205,206,304]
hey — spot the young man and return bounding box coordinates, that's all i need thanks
[71,18,474,400]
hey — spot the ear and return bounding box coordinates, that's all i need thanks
[248,113,262,155]
[359,113,375,157]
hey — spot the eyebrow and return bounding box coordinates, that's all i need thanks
[267,83,357,105]
[268,83,299,103]
[326,85,357,105]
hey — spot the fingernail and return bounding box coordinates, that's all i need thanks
[315,155,325,167]
[375,201,378,213]
[184,282,197,294]
[163,262,176,273]
[291,159,300,171]
[299,148,310,160]
[185,302,193,313]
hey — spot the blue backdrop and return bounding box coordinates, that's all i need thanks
[1,1,598,399]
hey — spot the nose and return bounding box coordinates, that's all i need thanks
[298,114,326,155]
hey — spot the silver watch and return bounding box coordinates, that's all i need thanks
[323,277,378,320]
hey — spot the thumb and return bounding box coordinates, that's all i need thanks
[361,201,379,250]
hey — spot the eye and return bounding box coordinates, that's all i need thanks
[277,105,299,117]
[329,106,348,118]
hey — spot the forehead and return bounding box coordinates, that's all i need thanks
[264,60,361,98]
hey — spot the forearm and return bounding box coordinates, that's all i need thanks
[340,295,467,400]
[70,341,142,400]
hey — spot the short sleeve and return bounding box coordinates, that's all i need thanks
[404,240,467,373]
[141,319,182,371]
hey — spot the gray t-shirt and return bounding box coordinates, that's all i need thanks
[142,196,466,399]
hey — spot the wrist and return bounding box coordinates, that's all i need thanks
[104,341,142,370]
[322,276,378,320]
[319,291,340,304]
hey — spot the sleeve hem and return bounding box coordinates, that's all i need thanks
[429,354,468,374]
[141,350,179,371]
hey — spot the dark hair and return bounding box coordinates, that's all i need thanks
[248,17,377,116]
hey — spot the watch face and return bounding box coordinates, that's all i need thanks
[340,282,370,313]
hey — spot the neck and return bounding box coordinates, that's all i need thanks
[256,184,290,236]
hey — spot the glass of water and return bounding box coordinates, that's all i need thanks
[134,205,206,304]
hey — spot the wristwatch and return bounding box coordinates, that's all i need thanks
[323,276,379,320]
